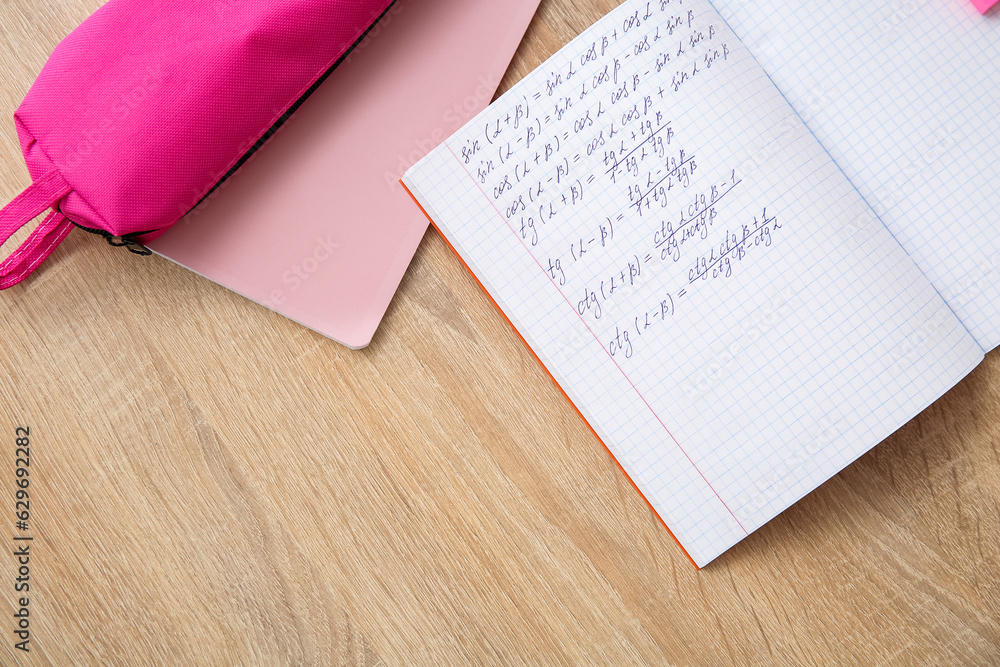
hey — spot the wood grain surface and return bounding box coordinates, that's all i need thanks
[1,0,998,664]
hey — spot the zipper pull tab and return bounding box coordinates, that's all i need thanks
[107,235,152,256]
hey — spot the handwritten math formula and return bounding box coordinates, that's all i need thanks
[448,0,783,359]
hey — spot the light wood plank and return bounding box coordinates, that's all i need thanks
[0,0,998,664]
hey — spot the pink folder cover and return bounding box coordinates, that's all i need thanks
[150,0,541,348]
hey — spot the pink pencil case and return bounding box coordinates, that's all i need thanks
[0,0,394,289]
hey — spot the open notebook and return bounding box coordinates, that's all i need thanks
[403,0,998,567]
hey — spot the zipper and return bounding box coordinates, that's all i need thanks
[71,220,155,255]
[190,0,399,210]
[72,0,398,255]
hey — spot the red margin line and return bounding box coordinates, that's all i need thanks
[402,178,703,570]
[440,142,748,539]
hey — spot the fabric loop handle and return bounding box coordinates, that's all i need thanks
[0,170,73,289]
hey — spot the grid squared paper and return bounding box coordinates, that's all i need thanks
[713,0,1000,351]
[404,0,984,567]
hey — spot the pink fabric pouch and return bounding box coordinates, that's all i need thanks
[0,0,394,289]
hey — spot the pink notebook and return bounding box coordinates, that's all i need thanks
[150,0,541,348]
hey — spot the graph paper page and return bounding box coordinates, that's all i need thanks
[713,0,1000,351]
[404,0,983,566]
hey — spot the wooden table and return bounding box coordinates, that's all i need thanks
[2,0,998,664]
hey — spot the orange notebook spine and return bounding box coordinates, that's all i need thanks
[402,179,700,570]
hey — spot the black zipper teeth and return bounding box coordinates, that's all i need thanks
[189,0,398,212]
[72,1,398,241]
[72,221,156,239]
